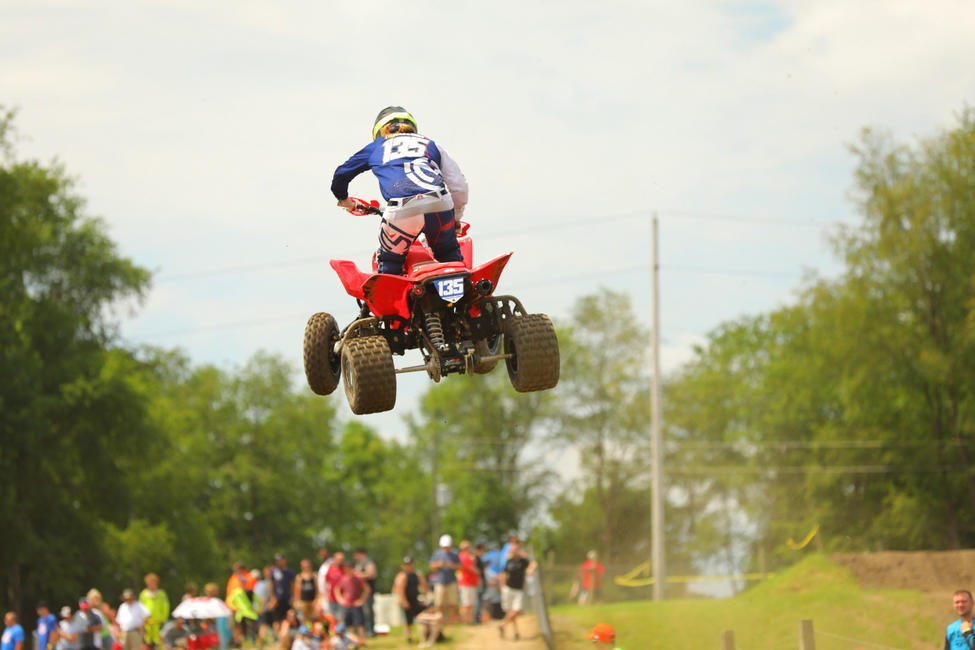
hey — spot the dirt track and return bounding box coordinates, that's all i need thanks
[453,615,546,650]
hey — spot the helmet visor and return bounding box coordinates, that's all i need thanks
[373,111,416,139]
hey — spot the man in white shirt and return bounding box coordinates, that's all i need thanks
[316,548,333,617]
[116,590,151,650]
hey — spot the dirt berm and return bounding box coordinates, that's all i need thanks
[831,549,975,630]
[831,549,975,592]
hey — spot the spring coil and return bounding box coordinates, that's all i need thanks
[425,312,448,351]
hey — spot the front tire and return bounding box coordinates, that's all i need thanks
[342,335,397,414]
[304,312,341,395]
[504,314,560,392]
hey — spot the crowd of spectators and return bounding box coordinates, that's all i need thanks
[392,533,537,646]
[2,534,538,650]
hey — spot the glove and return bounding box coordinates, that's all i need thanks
[344,197,382,216]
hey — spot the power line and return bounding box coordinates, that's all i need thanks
[134,260,801,338]
[668,464,964,476]
[154,208,833,283]
[668,439,937,450]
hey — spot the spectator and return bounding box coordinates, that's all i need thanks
[578,550,605,606]
[335,562,369,640]
[98,602,119,650]
[428,534,461,624]
[226,562,256,645]
[203,583,230,650]
[498,536,536,641]
[35,603,58,650]
[586,622,617,648]
[116,589,151,650]
[2,612,24,650]
[55,608,78,650]
[287,625,313,650]
[315,549,332,619]
[159,618,190,650]
[414,606,443,649]
[139,574,170,650]
[275,609,298,650]
[269,555,295,636]
[392,556,428,645]
[253,567,272,647]
[472,541,487,624]
[308,622,326,647]
[74,599,101,650]
[291,559,317,626]
[352,549,377,638]
[946,589,975,650]
[326,624,361,650]
[181,584,197,603]
[457,541,480,624]
[324,553,345,622]
[479,546,504,623]
[84,590,111,650]
[226,563,258,645]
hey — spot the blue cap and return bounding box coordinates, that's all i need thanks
[297,625,309,635]
[335,623,346,633]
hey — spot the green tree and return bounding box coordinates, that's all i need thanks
[409,369,555,548]
[663,107,975,577]
[0,108,152,611]
[321,421,432,587]
[550,291,653,563]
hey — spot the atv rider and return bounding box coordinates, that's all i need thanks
[331,106,469,276]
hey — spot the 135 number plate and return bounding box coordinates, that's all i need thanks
[433,277,465,302]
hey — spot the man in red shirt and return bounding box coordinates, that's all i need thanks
[335,561,370,640]
[457,541,480,624]
[325,552,346,621]
[579,551,605,606]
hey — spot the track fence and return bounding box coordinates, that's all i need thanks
[719,619,909,650]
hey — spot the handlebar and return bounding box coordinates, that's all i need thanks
[345,197,383,216]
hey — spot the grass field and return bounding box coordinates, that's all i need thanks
[551,554,940,649]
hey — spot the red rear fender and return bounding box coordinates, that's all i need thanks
[469,252,512,292]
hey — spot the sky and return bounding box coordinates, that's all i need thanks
[4,0,975,447]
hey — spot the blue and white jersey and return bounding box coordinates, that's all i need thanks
[331,133,446,201]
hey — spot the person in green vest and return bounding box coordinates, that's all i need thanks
[586,622,621,649]
[139,573,170,648]
[226,583,258,643]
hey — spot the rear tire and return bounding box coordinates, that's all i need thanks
[304,312,341,395]
[473,333,502,374]
[504,314,560,392]
[342,335,397,414]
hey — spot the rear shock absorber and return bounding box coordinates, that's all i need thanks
[425,312,448,351]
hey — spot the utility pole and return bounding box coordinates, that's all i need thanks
[651,213,666,600]
[431,430,441,548]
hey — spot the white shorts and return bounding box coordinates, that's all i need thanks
[380,194,454,255]
[501,586,524,613]
[459,586,477,607]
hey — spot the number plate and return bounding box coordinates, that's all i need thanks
[433,277,465,302]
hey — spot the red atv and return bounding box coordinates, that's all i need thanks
[303,199,560,414]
